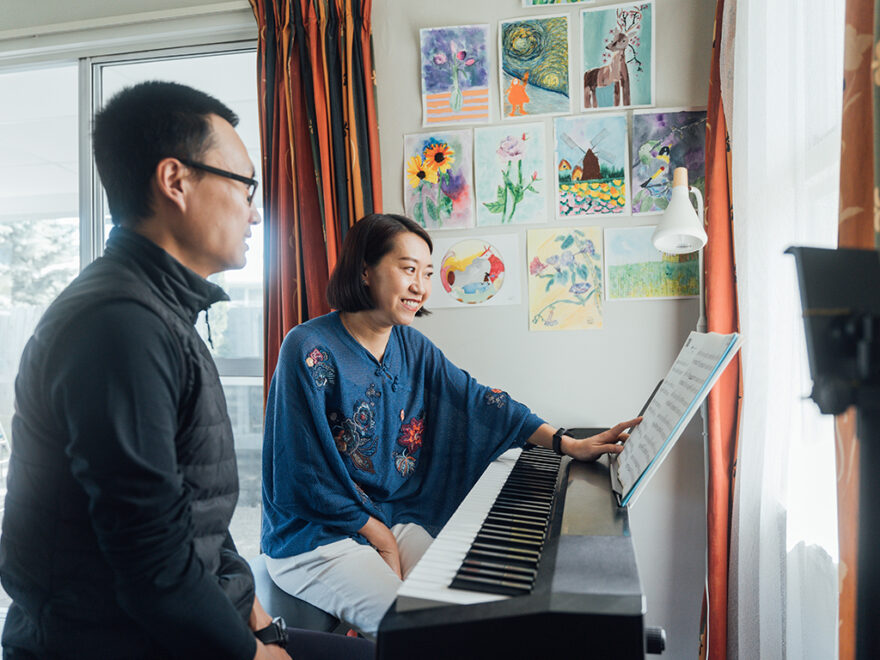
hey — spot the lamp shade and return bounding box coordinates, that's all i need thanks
[651,167,707,255]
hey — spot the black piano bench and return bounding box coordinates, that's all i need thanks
[248,554,342,633]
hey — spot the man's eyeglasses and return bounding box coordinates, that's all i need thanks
[178,157,259,205]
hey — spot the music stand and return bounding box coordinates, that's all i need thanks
[787,246,880,660]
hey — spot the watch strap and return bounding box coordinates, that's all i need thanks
[552,428,567,456]
[254,617,287,648]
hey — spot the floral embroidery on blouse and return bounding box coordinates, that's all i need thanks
[366,383,382,399]
[353,482,377,509]
[330,396,378,473]
[393,411,425,478]
[484,388,509,408]
[305,347,335,389]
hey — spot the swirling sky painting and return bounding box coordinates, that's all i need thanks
[499,15,571,119]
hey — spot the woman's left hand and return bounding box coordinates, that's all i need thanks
[562,417,641,462]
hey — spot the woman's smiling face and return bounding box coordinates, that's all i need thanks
[363,231,433,327]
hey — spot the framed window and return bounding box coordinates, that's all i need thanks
[0,44,266,569]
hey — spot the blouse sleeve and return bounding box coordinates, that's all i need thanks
[419,330,545,463]
[263,331,371,540]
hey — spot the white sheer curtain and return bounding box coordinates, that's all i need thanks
[728,1,844,658]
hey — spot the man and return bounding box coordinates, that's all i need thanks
[0,82,373,660]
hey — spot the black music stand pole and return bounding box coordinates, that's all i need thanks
[787,246,880,660]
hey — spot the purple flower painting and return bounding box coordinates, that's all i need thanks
[420,25,490,126]
[527,227,604,331]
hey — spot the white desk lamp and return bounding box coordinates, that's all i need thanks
[651,166,708,331]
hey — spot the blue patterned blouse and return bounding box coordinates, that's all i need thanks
[261,311,545,558]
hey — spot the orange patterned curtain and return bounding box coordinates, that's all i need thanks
[837,1,876,658]
[250,0,382,390]
[700,1,742,659]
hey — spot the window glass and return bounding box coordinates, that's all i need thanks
[100,51,264,560]
[0,63,80,467]
[0,63,80,610]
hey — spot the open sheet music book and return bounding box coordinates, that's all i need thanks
[610,331,743,507]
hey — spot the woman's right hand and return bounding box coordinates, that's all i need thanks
[358,516,403,579]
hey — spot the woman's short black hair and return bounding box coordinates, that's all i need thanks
[327,213,433,316]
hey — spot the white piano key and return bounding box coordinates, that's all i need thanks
[395,449,523,611]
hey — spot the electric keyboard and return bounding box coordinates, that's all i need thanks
[378,442,654,659]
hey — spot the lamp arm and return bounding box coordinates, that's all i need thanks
[689,185,707,334]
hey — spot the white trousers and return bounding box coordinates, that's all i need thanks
[265,523,434,636]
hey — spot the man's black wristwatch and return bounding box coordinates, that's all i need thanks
[255,616,287,648]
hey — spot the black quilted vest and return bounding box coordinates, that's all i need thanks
[0,227,253,658]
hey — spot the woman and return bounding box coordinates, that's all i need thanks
[261,213,638,636]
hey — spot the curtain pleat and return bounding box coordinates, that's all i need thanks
[250,0,382,391]
[700,2,743,659]
[836,1,875,657]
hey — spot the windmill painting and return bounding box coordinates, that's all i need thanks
[580,2,654,111]
[554,114,628,217]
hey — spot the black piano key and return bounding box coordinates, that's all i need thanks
[449,575,532,597]
[480,522,546,540]
[466,547,536,568]
[484,511,546,529]
[497,487,554,502]
[470,540,541,560]
[488,504,548,521]
[461,558,537,577]
[457,565,535,586]
[474,532,543,551]
[448,447,563,598]
[494,497,552,514]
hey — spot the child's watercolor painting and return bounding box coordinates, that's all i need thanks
[631,108,706,214]
[580,2,654,111]
[604,225,699,300]
[528,227,603,331]
[554,114,628,217]
[474,122,547,226]
[431,234,521,308]
[420,25,491,126]
[500,15,571,119]
[404,129,474,229]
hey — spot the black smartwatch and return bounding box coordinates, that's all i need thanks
[254,616,287,648]
[552,427,567,456]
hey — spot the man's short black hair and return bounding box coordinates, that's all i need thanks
[92,80,239,226]
[327,213,433,317]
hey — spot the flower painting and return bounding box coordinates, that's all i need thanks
[420,25,490,126]
[581,2,654,111]
[604,225,699,300]
[474,123,546,226]
[430,234,522,308]
[404,130,474,229]
[554,114,628,217]
[499,15,571,118]
[524,0,594,5]
[631,109,707,214]
[527,227,603,331]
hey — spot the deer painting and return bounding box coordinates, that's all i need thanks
[583,8,645,109]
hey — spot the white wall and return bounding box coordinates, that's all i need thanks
[372,1,714,656]
[1,0,716,654]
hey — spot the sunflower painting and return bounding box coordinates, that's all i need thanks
[403,129,475,229]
